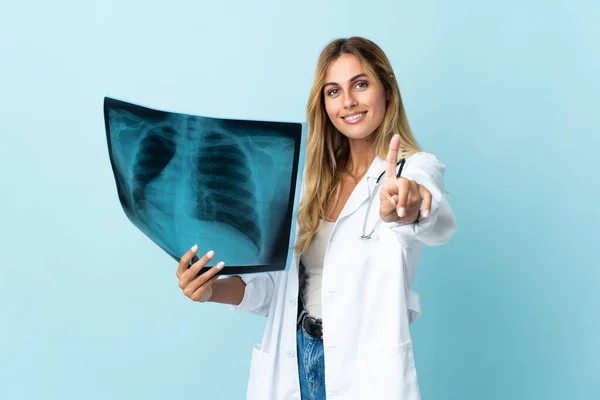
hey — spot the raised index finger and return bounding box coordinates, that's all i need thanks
[385,134,401,179]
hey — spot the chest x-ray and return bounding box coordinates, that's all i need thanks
[103,97,306,275]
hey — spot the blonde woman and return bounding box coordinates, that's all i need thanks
[175,37,456,399]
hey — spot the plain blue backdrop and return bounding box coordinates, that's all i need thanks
[1,0,598,399]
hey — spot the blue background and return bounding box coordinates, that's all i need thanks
[1,0,598,399]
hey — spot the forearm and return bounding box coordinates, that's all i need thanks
[208,276,246,306]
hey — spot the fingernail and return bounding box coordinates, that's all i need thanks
[422,209,430,218]
[191,244,198,252]
[206,250,215,259]
[390,197,396,207]
[397,207,406,217]
[216,262,225,270]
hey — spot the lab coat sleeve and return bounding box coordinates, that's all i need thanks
[383,152,456,247]
[225,272,276,317]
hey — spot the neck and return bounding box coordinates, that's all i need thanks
[344,137,376,180]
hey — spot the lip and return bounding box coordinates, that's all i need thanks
[341,111,367,124]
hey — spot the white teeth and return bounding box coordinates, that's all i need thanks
[344,113,364,122]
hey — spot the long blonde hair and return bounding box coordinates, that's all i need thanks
[295,36,422,254]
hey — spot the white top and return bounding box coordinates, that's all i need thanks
[300,219,335,319]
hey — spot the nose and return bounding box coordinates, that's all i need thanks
[343,91,357,109]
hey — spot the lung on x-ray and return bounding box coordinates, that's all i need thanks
[103,97,307,275]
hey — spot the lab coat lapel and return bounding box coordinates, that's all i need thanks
[336,178,370,221]
[337,157,386,221]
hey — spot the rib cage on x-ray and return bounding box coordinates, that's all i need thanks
[130,117,269,255]
[194,130,262,249]
[105,99,302,272]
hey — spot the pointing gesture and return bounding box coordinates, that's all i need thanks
[379,134,432,223]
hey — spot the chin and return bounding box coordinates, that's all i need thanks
[336,125,376,141]
[343,133,373,141]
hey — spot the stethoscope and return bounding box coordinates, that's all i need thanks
[361,158,406,239]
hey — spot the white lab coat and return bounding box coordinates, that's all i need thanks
[228,152,456,399]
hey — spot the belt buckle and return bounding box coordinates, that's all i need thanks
[302,315,323,340]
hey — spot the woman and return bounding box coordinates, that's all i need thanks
[175,37,456,399]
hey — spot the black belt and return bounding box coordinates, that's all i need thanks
[299,313,323,340]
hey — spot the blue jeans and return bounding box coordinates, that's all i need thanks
[296,322,327,400]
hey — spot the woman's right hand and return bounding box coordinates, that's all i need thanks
[176,244,225,303]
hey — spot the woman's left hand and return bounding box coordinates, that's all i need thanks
[379,134,432,223]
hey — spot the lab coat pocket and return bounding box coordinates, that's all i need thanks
[246,343,275,400]
[354,342,421,400]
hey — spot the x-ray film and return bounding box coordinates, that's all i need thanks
[103,97,307,275]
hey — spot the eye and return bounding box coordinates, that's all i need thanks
[355,81,368,89]
[327,88,340,96]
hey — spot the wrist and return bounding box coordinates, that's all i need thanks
[206,276,246,306]
[206,278,224,303]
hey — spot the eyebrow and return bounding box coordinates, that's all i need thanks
[323,73,368,89]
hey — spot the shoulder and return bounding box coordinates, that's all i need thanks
[376,151,445,168]
[402,152,447,189]
[373,151,446,179]
[405,151,445,169]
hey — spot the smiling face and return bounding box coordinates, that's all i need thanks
[322,53,388,141]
